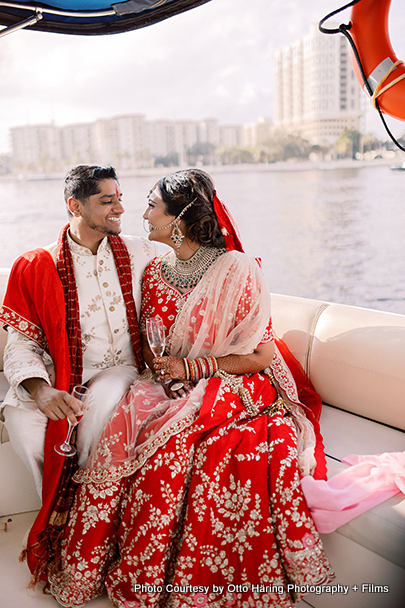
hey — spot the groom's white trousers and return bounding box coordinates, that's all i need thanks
[3,365,138,498]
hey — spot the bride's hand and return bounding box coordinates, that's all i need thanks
[166,380,193,400]
[153,356,186,382]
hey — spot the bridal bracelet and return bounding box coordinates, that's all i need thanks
[183,356,219,382]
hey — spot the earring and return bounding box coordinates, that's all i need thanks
[171,220,184,250]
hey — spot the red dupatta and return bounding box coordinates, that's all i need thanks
[212,190,244,253]
[0,248,73,581]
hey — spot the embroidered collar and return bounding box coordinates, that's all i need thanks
[66,230,110,257]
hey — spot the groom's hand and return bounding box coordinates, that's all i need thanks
[22,378,82,423]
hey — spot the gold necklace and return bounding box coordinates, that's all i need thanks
[161,246,227,290]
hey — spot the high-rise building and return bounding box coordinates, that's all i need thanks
[93,115,148,168]
[11,123,61,169]
[199,119,220,147]
[61,122,97,166]
[173,120,199,165]
[243,117,273,148]
[273,24,362,143]
[219,125,243,148]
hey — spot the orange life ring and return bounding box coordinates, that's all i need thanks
[350,0,405,121]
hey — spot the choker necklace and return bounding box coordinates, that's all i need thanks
[161,246,227,290]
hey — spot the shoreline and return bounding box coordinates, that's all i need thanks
[0,157,403,182]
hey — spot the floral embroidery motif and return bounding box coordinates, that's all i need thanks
[0,305,46,349]
[193,592,208,606]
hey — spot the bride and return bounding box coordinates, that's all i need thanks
[42,169,333,607]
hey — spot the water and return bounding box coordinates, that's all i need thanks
[1,163,404,314]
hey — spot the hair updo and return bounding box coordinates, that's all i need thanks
[157,169,226,249]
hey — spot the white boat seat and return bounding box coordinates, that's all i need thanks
[271,293,405,607]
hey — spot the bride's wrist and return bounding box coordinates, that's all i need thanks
[183,357,219,382]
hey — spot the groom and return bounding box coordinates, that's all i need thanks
[0,165,157,497]
[0,164,158,580]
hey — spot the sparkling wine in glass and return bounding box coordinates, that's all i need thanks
[146,316,166,358]
[54,385,89,457]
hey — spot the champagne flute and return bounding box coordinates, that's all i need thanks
[146,316,166,381]
[146,316,166,358]
[54,385,89,457]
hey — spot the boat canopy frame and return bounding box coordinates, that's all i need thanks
[0,0,212,37]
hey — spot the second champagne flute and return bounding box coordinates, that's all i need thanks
[54,385,89,457]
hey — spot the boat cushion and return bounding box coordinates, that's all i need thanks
[310,304,405,430]
[271,293,328,373]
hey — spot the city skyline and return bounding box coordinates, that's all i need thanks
[10,113,273,171]
[2,0,405,155]
[9,111,263,132]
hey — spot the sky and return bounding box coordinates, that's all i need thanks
[2,0,405,154]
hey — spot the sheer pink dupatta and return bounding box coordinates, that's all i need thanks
[169,251,270,359]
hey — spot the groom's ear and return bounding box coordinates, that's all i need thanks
[68,197,81,217]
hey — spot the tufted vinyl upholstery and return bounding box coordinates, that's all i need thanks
[271,293,405,608]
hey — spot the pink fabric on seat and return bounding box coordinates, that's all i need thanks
[300,452,405,533]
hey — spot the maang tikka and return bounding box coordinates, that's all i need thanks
[170,199,195,250]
